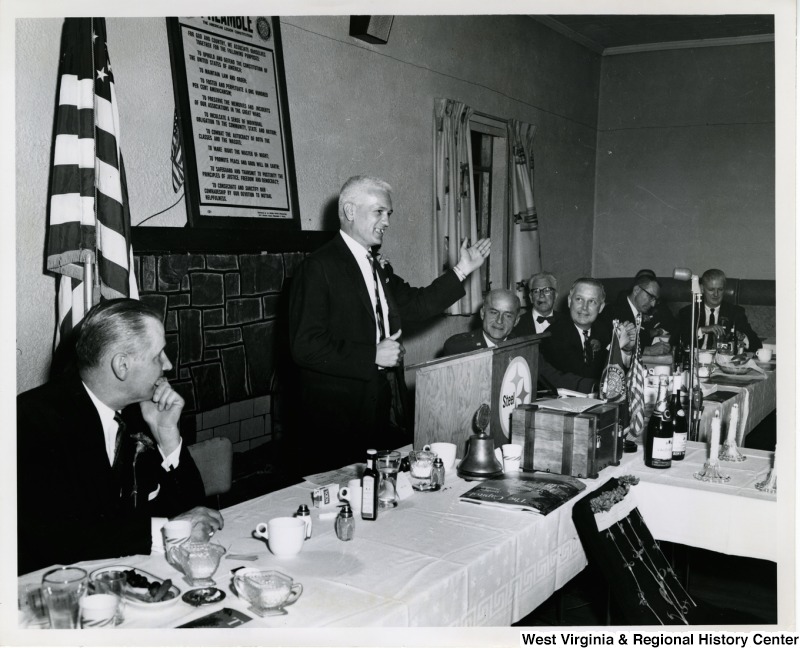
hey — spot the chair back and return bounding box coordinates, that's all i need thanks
[188,437,233,497]
[571,477,697,625]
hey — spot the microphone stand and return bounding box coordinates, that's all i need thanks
[687,276,702,441]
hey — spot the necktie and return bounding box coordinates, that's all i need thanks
[582,330,592,365]
[536,315,553,324]
[112,413,126,466]
[368,251,386,340]
[705,308,716,349]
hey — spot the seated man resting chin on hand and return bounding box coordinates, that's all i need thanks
[17,299,223,575]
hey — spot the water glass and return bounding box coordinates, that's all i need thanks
[41,566,88,629]
[91,569,126,625]
[376,450,401,508]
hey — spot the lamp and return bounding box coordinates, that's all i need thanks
[673,267,703,439]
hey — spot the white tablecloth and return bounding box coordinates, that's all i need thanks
[18,445,776,629]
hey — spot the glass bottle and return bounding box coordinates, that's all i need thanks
[431,457,445,489]
[335,504,355,541]
[361,449,379,521]
[670,374,688,461]
[644,375,673,469]
[295,504,312,539]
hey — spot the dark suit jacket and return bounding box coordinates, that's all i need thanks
[541,317,612,382]
[442,330,596,394]
[17,372,205,575]
[678,301,761,351]
[602,298,653,353]
[289,234,465,471]
[511,310,563,338]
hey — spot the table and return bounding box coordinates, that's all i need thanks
[643,366,776,447]
[17,446,776,629]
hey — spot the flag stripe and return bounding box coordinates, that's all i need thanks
[47,18,139,353]
[171,108,184,193]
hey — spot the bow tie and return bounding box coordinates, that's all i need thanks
[536,315,554,324]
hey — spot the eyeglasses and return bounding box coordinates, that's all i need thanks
[639,286,659,304]
[530,287,555,296]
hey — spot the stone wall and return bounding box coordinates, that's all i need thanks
[133,250,304,453]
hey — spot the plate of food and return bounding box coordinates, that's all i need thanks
[90,566,181,610]
[715,353,751,375]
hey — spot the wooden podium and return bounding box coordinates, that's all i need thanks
[410,335,544,455]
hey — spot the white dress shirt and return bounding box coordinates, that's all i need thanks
[531,309,554,334]
[340,230,390,343]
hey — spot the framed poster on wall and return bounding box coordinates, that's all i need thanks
[167,17,300,229]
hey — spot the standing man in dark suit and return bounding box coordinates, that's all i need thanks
[603,275,671,357]
[17,299,222,574]
[678,268,762,351]
[289,176,490,473]
[511,271,561,338]
[542,278,635,381]
[443,289,597,394]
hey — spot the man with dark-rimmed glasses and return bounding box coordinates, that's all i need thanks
[511,271,563,338]
[604,275,671,356]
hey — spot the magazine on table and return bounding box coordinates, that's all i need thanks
[459,472,587,515]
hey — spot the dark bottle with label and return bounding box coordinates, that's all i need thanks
[361,449,379,521]
[670,374,688,461]
[645,375,673,469]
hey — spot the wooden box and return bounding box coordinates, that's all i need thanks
[510,403,620,479]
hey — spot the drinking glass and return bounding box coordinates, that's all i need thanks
[376,451,401,508]
[41,566,88,629]
[91,569,126,625]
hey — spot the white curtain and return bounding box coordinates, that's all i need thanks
[507,119,542,304]
[432,98,481,314]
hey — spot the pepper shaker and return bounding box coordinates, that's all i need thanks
[431,457,445,489]
[335,504,355,541]
[295,504,312,539]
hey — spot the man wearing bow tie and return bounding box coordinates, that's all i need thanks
[512,271,561,337]
[289,176,490,473]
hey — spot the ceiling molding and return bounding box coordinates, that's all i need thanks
[532,15,775,57]
[602,33,775,56]
[531,15,605,55]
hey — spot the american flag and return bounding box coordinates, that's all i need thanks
[46,18,138,350]
[626,314,646,439]
[171,108,184,192]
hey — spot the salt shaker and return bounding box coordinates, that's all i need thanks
[295,504,312,539]
[431,457,445,489]
[335,504,355,541]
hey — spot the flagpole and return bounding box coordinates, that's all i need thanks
[82,251,95,319]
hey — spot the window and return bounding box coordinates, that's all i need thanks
[469,115,507,294]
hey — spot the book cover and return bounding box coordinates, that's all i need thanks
[459,473,587,514]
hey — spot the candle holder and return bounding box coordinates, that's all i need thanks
[756,457,777,493]
[694,459,731,483]
[718,438,746,462]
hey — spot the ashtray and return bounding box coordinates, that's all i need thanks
[412,482,441,492]
[182,587,226,607]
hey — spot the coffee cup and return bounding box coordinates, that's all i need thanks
[254,518,306,558]
[79,593,119,628]
[423,442,457,472]
[756,348,772,363]
[502,443,522,474]
[162,519,192,554]
[233,569,303,616]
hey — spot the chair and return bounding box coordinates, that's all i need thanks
[571,477,766,625]
[188,437,233,508]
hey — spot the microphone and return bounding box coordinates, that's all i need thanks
[673,267,693,281]
[673,267,701,295]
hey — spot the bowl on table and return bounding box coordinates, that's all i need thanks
[714,353,751,375]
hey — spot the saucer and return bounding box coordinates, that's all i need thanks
[182,587,226,606]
